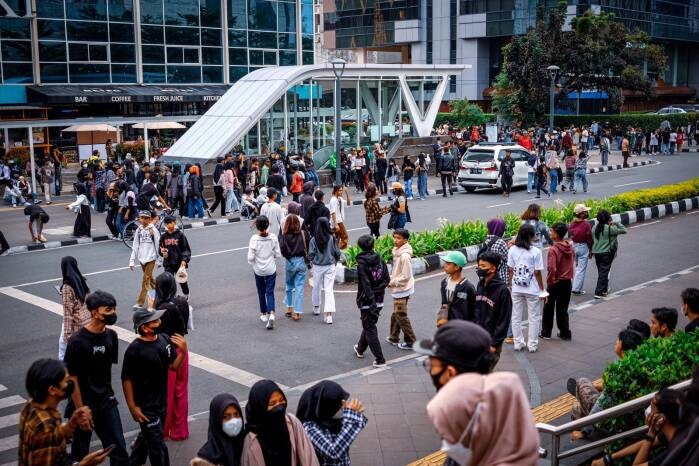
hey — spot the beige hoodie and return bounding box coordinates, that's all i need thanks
[390,242,415,297]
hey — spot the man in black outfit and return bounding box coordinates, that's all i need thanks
[208,156,226,217]
[65,290,129,465]
[304,190,330,237]
[122,309,187,466]
[474,251,512,369]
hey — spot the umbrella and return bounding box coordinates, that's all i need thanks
[132,121,186,129]
[62,124,118,157]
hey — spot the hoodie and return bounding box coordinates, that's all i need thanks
[546,241,575,286]
[304,201,329,235]
[158,229,191,269]
[247,233,281,276]
[356,251,390,310]
[474,277,512,347]
[300,181,315,217]
[129,223,160,266]
[390,243,414,298]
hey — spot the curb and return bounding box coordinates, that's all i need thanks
[0,159,659,256]
[335,194,699,284]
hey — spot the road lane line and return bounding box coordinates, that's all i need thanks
[0,395,24,410]
[630,220,661,229]
[0,412,20,429]
[0,287,286,390]
[346,227,369,232]
[614,180,651,188]
[687,210,699,215]
[487,202,512,208]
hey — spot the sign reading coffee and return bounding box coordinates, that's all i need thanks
[28,85,229,105]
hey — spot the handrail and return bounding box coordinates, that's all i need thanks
[537,379,691,466]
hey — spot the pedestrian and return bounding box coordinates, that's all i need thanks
[541,222,574,341]
[477,218,509,283]
[153,272,190,441]
[681,287,699,333]
[669,128,677,154]
[159,215,192,299]
[569,204,593,295]
[474,251,512,369]
[94,162,110,213]
[387,182,409,230]
[363,183,389,237]
[621,135,630,167]
[296,381,367,466]
[417,153,429,200]
[115,180,135,236]
[520,203,552,250]
[190,394,245,466]
[248,215,282,330]
[51,146,64,196]
[24,203,49,244]
[386,158,399,198]
[240,380,320,466]
[39,159,54,205]
[508,223,547,353]
[19,358,109,466]
[498,150,515,197]
[547,148,561,193]
[299,180,315,219]
[676,126,685,153]
[222,161,241,215]
[592,209,626,298]
[401,155,415,200]
[573,151,589,194]
[280,213,307,321]
[328,185,350,250]
[265,165,285,204]
[67,183,92,238]
[105,181,120,239]
[374,149,388,195]
[304,189,329,238]
[561,148,576,192]
[535,154,550,199]
[187,165,206,219]
[351,149,365,193]
[435,250,476,328]
[122,308,187,466]
[439,147,456,197]
[290,167,304,202]
[309,218,341,324]
[129,210,161,309]
[386,228,417,350]
[209,157,226,217]
[64,290,129,465]
[59,256,91,361]
[600,132,611,167]
[259,187,284,237]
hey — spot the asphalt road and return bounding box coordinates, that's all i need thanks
[0,152,698,464]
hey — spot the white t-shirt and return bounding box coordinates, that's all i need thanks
[507,245,544,295]
[260,201,283,236]
[328,195,345,227]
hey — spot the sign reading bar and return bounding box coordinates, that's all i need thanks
[29,85,230,105]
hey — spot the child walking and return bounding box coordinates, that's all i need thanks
[436,251,476,327]
[386,228,417,350]
[159,215,192,299]
[129,210,161,309]
[247,215,282,330]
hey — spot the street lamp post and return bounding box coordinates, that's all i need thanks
[330,58,346,186]
[547,65,560,132]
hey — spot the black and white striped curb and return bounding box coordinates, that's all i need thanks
[335,195,699,284]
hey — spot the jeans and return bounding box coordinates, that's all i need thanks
[357,306,385,363]
[254,272,276,313]
[527,172,535,192]
[96,188,106,213]
[594,252,614,296]
[541,279,572,339]
[225,189,240,213]
[440,173,453,195]
[549,170,558,193]
[404,177,413,198]
[536,174,549,197]
[84,182,93,203]
[394,212,407,229]
[670,142,676,154]
[284,257,307,313]
[661,142,669,155]
[116,212,127,235]
[367,222,380,238]
[106,206,119,237]
[501,174,513,195]
[188,197,205,218]
[354,169,364,192]
[572,243,589,293]
[601,150,609,166]
[311,263,336,312]
[417,173,428,199]
[54,166,62,195]
[511,292,542,351]
[307,169,319,186]
[130,414,169,466]
[574,169,588,193]
[71,404,129,466]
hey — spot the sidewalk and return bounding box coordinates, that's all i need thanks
[162,266,698,466]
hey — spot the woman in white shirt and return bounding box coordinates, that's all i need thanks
[67,183,92,237]
[328,185,350,250]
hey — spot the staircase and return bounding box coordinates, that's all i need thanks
[389,135,452,161]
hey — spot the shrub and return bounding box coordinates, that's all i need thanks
[343,178,699,268]
[599,330,699,436]
[552,112,697,133]
[4,146,30,165]
[115,141,145,162]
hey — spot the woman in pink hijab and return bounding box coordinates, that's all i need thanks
[427,371,539,466]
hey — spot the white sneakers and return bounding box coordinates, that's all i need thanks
[266,312,275,330]
[313,307,321,315]
[260,314,268,323]
[324,314,333,324]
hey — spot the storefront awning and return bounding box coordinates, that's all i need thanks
[26,85,230,105]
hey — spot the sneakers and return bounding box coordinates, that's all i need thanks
[397,342,413,350]
[513,345,524,352]
[132,304,142,309]
[571,290,586,295]
[385,337,398,346]
[539,333,551,340]
[557,332,572,341]
[324,314,333,324]
[313,307,321,315]
[504,336,514,345]
[528,347,538,353]
[266,313,275,330]
[593,294,603,299]
[372,360,387,368]
[260,314,269,323]
[353,344,364,359]
[567,377,577,396]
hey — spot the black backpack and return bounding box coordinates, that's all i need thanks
[477,236,498,260]
[527,153,538,167]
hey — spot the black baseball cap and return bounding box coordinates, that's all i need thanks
[414,321,491,370]
[133,308,165,331]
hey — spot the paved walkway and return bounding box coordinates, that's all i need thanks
[156,266,696,466]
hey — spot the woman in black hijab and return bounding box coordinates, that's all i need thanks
[191,394,245,466]
[241,380,319,466]
[59,256,91,360]
[154,272,189,337]
[296,381,367,466]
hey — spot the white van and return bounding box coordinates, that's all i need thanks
[457,142,532,192]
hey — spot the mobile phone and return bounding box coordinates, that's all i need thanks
[103,444,116,454]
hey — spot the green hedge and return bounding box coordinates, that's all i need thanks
[600,330,699,438]
[434,112,496,128]
[552,112,697,133]
[343,178,699,268]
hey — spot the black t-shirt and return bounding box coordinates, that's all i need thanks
[136,183,159,210]
[266,174,285,191]
[64,327,119,411]
[686,318,699,334]
[23,205,49,223]
[121,334,176,416]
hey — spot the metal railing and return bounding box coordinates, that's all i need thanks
[536,379,692,466]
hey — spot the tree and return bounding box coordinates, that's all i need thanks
[449,98,488,127]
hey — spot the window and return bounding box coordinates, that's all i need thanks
[2,41,32,62]
[165,0,199,26]
[111,64,136,83]
[67,21,108,42]
[248,0,277,31]
[67,0,107,21]
[142,45,165,63]
[69,43,89,61]
[228,29,247,47]
[0,18,31,39]
[279,50,297,65]
[39,42,67,62]
[228,0,248,29]
[166,26,200,45]
[37,0,65,19]
[89,44,108,61]
[229,48,247,65]
[278,3,297,33]
[37,20,66,40]
[40,63,68,83]
[109,23,134,43]
[200,0,222,27]
[141,0,164,25]
[3,62,33,83]
[167,65,201,83]
[143,65,166,83]
[229,65,247,83]
[69,63,110,83]
[201,28,222,46]
[278,33,296,50]
[110,43,135,63]
[249,31,277,49]
[202,47,222,65]
[109,0,134,21]
[202,66,223,83]
[464,150,495,163]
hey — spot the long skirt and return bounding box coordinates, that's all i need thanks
[73,205,91,237]
[164,349,189,440]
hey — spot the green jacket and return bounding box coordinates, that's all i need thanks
[592,223,627,254]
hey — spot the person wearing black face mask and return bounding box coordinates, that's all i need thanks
[19,358,111,466]
[473,252,512,370]
[64,290,129,465]
[414,320,494,391]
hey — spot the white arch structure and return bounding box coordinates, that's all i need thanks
[164,63,467,162]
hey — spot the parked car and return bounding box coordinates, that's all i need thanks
[655,107,687,115]
[457,142,531,192]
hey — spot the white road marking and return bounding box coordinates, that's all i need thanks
[0,395,24,410]
[614,180,651,188]
[346,227,369,232]
[0,384,6,392]
[0,287,286,390]
[487,202,512,208]
[630,220,661,229]
[687,210,699,216]
[0,412,20,429]
[0,435,18,453]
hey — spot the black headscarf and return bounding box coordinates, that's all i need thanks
[74,182,87,196]
[154,272,177,308]
[296,381,349,434]
[314,217,333,252]
[245,380,291,466]
[197,394,245,466]
[61,256,89,302]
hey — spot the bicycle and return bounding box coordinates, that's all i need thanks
[121,207,184,249]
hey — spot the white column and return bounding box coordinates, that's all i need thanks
[133,0,144,84]
[398,83,403,139]
[356,78,360,147]
[378,80,383,140]
[283,92,289,155]
[144,126,149,162]
[308,80,314,154]
[257,120,261,154]
[293,91,298,152]
[29,0,40,84]
[28,126,37,199]
[296,0,303,65]
[221,0,230,84]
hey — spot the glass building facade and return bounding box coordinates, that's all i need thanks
[0,0,315,86]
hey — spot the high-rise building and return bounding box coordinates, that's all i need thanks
[320,0,699,110]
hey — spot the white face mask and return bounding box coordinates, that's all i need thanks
[222,417,243,437]
[440,402,483,466]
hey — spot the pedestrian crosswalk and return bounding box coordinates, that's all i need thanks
[0,383,23,466]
